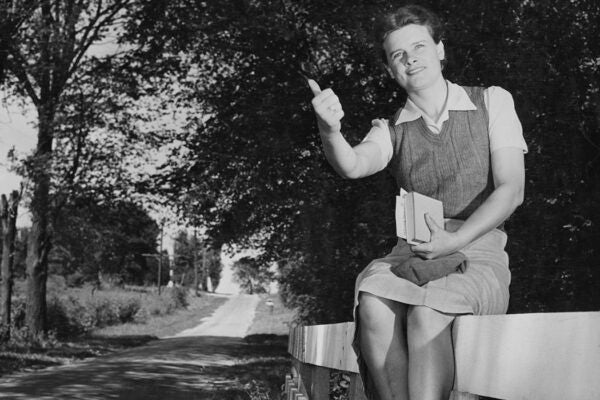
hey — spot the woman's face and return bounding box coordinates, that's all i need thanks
[382,23,445,93]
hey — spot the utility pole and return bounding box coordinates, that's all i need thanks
[193,229,199,296]
[158,222,163,295]
[202,246,207,292]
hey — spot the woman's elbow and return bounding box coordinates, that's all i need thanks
[337,168,362,180]
[511,183,525,210]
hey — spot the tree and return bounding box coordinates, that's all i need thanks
[1,0,139,334]
[0,190,21,338]
[0,1,36,84]
[50,198,159,286]
[232,256,273,295]
[173,230,222,292]
[109,0,600,320]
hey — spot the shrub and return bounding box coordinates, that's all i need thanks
[10,298,27,329]
[3,325,59,350]
[116,297,141,323]
[65,271,86,288]
[7,284,188,340]
[93,298,121,328]
[47,295,96,337]
[167,286,189,309]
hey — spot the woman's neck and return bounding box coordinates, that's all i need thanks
[407,78,449,123]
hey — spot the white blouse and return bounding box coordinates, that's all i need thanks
[362,81,528,173]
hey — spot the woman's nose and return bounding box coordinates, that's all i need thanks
[405,53,418,65]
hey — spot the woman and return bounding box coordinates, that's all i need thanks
[308,4,527,400]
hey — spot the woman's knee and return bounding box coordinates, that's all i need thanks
[407,306,455,339]
[358,292,406,329]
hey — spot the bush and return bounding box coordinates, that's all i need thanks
[65,271,86,288]
[6,284,187,340]
[116,297,142,323]
[167,286,189,309]
[47,295,96,337]
[93,298,121,328]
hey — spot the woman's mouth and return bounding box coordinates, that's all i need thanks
[407,67,425,75]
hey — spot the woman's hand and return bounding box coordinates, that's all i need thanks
[308,79,345,136]
[410,214,465,259]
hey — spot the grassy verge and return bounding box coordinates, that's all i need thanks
[91,291,228,338]
[240,293,297,399]
[247,293,297,336]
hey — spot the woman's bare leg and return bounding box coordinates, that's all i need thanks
[407,305,456,400]
[358,292,409,400]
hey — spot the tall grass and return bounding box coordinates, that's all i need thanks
[8,277,189,341]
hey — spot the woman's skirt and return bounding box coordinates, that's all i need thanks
[352,219,511,399]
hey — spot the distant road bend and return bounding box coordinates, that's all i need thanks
[171,293,260,338]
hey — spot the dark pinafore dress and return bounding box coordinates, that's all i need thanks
[353,87,511,399]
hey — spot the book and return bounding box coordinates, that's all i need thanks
[396,189,444,245]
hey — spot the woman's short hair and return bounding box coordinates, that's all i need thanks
[374,4,445,64]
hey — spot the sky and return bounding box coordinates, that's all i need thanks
[0,98,37,226]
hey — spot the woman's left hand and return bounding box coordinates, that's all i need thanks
[410,214,464,259]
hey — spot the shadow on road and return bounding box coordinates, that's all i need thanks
[0,335,290,400]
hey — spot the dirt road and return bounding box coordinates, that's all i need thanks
[171,294,260,338]
[0,294,289,399]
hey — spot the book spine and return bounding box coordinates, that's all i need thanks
[405,192,416,244]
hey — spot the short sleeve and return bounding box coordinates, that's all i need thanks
[360,118,393,173]
[484,86,528,154]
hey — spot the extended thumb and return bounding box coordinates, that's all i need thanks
[307,79,321,96]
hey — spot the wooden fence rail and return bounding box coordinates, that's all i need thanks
[285,311,600,400]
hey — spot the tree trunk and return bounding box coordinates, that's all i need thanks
[25,110,54,336]
[0,191,20,334]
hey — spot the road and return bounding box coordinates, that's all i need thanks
[171,293,260,337]
[0,294,287,400]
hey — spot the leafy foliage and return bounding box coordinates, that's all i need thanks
[122,0,600,322]
[50,199,159,286]
[232,257,273,295]
[3,0,599,326]
[172,230,222,291]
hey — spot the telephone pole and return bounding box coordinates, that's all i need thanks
[193,228,199,296]
[202,246,207,292]
[157,222,163,294]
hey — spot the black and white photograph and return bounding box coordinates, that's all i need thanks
[0,1,599,399]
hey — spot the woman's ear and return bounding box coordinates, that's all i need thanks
[437,40,445,61]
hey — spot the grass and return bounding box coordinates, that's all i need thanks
[247,293,297,336]
[91,291,228,338]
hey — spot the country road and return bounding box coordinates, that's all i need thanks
[0,294,289,399]
[172,294,260,338]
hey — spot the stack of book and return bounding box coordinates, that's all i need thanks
[395,189,444,245]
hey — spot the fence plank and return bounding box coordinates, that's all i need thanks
[293,322,360,372]
[453,311,600,400]
[290,311,600,400]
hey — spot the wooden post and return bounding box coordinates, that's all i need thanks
[293,359,329,400]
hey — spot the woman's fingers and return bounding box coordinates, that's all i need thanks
[424,213,442,233]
